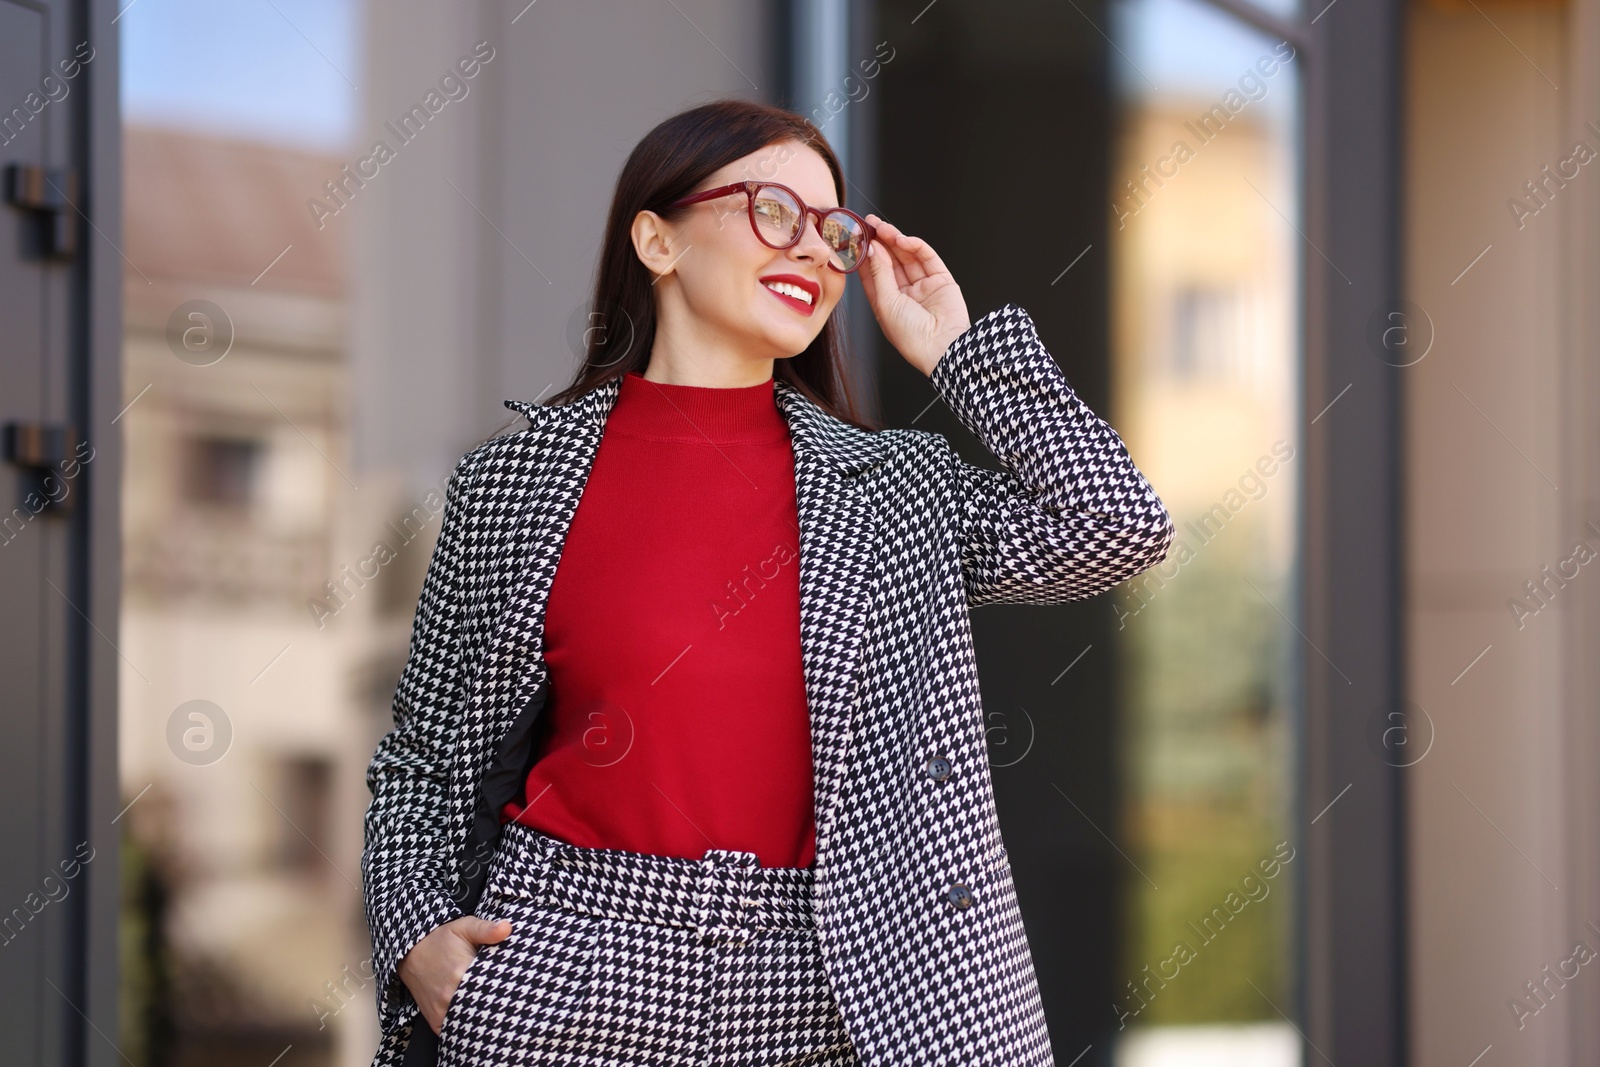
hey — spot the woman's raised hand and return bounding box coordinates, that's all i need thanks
[857,213,971,378]
[397,914,513,1035]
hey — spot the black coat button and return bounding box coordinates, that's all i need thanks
[925,756,953,782]
[945,883,974,910]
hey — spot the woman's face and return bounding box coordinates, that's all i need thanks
[635,140,849,363]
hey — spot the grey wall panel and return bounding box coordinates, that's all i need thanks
[351,0,781,498]
[1300,0,1407,1060]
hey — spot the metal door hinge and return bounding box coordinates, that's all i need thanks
[5,164,78,261]
[4,421,80,517]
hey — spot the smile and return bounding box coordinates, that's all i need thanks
[759,274,819,317]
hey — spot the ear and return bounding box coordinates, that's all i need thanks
[631,209,680,278]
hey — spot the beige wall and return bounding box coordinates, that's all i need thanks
[1404,0,1600,1063]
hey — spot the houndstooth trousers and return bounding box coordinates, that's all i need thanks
[433,821,861,1066]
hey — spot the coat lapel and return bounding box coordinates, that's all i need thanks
[772,377,886,850]
[448,383,616,836]
[465,374,886,856]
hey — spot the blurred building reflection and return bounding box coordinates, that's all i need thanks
[1108,0,1301,1060]
[119,124,378,1067]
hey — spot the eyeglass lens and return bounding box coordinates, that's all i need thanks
[751,185,867,271]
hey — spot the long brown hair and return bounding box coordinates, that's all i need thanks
[541,98,878,431]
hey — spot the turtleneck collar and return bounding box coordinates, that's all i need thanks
[605,369,789,444]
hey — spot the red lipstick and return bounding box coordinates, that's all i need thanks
[758,273,820,317]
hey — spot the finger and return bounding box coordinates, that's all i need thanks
[869,219,914,290]
[857,223,908,294]
[887,228,941,286]
[860,234,899,309]
[887,231,932,287]
[867,215,928,285]
[885,238,912,292]
[870,215,949,286]
[464,916,513,945]
[903,234,951,284]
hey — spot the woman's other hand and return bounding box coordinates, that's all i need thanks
[857,213,971,378]
[397,914,514,1035]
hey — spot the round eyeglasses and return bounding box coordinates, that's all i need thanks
[664,180,876,274]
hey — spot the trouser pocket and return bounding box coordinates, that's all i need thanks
[435,899,604,1066]
[434,935,495,1056]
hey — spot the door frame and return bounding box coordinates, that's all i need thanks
[79,0,124,1063]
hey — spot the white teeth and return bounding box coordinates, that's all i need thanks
[763,280,813,306]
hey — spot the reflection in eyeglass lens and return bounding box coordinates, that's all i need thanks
[820,215,857,258]
[753,188,801,241]
[750,186,865,270]
[825,214,864,268]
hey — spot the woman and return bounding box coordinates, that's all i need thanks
[362,99,1174,1067]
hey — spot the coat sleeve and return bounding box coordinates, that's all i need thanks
[927,303,1176,608]
[361,451,477,1034]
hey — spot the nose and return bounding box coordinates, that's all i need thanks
[787,213,834,267]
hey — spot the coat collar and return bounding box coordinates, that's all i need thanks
[483,374,885,861]
[503,373,886,475]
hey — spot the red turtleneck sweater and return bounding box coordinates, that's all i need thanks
[499,369,817,869]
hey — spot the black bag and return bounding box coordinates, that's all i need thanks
[402,678,551,1066]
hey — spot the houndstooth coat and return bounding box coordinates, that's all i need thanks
[361,303,1175,1067]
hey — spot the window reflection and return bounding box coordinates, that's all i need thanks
[118,4,363,1062]
[184,436,265,510]
[1108,0,1303,1062]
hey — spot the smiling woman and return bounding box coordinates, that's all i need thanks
[538,101,887,420]
[361,97,1173,1067]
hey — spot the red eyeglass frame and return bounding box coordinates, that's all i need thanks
[664,180,877,274]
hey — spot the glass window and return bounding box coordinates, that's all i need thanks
[184,435,264,510]
[119,1,361,1061]
[1107,0,1304,1062]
